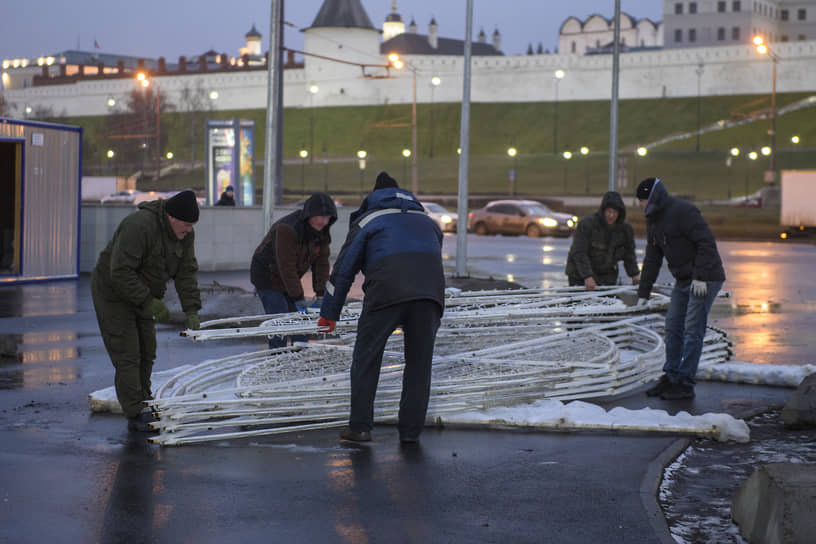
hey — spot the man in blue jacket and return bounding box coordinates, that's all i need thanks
[318,172,445,444]
[635,178,725,400]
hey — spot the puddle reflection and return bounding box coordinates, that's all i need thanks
[0,331,81,389]
[0,282,78,318]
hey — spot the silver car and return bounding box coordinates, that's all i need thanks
[421,201,457,233]
[467,199,578,238]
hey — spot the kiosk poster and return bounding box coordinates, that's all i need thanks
[239,127,255,206]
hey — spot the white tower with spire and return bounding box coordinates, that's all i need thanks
[382,1,405,40]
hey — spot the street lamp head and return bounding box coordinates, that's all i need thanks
[730,147,740,156]
[753,35,764,46]
[554,69,565,79]
[357,150,367,159]
[388,53,404,69]
[637,147,648,157]
[431,76,441,86]
[402,148,411,157]
[507,147,517,157]
[209,90,219,100]
[562,150,572,159]
[580,146,589,155]
[749,151,758,160]
[757,44,768,55]
[107,97,116,107]
[107,149,115,158]
[791,135,800,144]
[309,85,319,94]
[166,152,174,159]
[761,146,771,156]
[300,149,309,158]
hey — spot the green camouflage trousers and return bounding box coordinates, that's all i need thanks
[91,278,157,418]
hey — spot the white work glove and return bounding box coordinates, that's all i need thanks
[635,298,648,307]
[691,280,707,297]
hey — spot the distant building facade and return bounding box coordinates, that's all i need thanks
[1,0,816,122]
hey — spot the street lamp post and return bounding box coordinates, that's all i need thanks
[562,150,573,193]
[695,61,704,152]
[747,150,758,201]
[357,150,367,199]
[634,146,648,187]
[754,36,778,184]
[137,72,161,181]
[308,85,318,164]
[580,146,590,193]
[402,148,411,182]
[299,149,308,196]
[388,53,421,193]
[553,69,565,155]
[506,147,517,196]
[728,147,740,199]
[429,76,441,158]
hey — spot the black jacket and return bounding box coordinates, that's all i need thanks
[250,193,337,298]
[565,191,639,285]
[215,192,235,206]
[638,180,725,298]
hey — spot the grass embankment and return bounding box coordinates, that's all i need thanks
[66,92,815,241]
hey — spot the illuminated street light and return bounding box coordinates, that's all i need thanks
[389,52,418,194]
[562,149,572,194]
[107,149,115,158]
[730,147,740,156]
[754,34,778,184]
[209,90,219,100]
[562,150,572,159]
[299,149,308,195]
[761,146,771,156]
[507,147,518,196]
[637,147,648,156]
[791,135,800,144]
[166,151,174,159]
[553,69,566,154]
[402,148,411,180]
[429,76,441,157]
[749,151,758,160]
[580,146,589,155]
[357,150,367,197]
[107,97,116,108]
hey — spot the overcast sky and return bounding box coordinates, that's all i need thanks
[1,1,662,62]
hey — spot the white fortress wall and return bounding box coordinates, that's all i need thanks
[5,41,815,118]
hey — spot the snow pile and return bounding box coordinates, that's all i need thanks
[698,361,815,387]
[443,399,750,443]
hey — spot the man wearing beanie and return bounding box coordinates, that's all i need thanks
[635,177,725,400]
[318,171,445,445]
[250,192,337,348]
[92,189,202,432]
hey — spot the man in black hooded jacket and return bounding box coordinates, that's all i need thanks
[635,177,725,400]
[566,191,640,289]
[250,192,337,347]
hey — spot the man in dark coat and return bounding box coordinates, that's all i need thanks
[565,191,640,289]
[92,190,202,432]
[636,178,726,400]
[250,192,337,347]
[318,172,445,444]
[214,185,236,206]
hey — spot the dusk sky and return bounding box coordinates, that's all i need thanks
[2,1,662,62]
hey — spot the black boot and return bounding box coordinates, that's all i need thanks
[645,375,671,397]
[127,411,158,433]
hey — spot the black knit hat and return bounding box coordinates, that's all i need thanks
[165,190,200,223]
[636,178,658,201]
[373,171,399,191]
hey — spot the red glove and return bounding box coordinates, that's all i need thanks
[317,317,336,333]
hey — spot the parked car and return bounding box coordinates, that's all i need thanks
[467,199,578,238]
[100,190,165,205]
[421,201,457,232]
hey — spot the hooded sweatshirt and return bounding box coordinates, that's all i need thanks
[250,193,338,298]
[637,180,725,298]
[565,191,639,285]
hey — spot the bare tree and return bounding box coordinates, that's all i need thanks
[178,78,213,169]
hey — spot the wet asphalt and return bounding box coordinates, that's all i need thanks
[0,271,797,544]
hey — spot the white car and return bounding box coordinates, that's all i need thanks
[100,190,165,205]
[421,202,457,233]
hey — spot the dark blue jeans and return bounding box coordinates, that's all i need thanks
[349,300,442,439]
[664,280,723,387]
[257,289,307,349]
